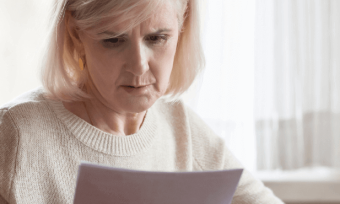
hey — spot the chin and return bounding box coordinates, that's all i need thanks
[121,96,157,113]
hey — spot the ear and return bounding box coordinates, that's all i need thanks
[65,11,85,57]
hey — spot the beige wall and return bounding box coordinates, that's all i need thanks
[0,1,52,106]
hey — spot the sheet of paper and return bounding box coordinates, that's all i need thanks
[73,161,243,204]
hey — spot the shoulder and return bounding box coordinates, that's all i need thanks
[184,104,239,171]
[152,97,187,119]
[1,87,46,111]
[154,98,236,171]
[0,87,51,125]
[0,87,55,150]
[0,86,50,143]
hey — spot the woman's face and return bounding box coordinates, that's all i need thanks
[78,1,179,114]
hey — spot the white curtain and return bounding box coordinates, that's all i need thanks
[183,0,257,171]
[255,0,340,170]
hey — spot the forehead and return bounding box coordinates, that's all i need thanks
[93,0,178,37]
[141,2,178,32]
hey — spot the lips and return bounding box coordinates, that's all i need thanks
[121,84,150,94]
[121,84,149,88]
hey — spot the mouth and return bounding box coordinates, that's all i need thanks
[122,85,149,88]
[121,84,150,94]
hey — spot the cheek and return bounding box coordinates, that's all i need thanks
[84,42,122,88]
[152,43,177,91]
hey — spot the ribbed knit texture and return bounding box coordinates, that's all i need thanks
[0,88,283,204]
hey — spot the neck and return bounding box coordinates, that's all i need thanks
[85,99,147,136]
[63,100,146,136]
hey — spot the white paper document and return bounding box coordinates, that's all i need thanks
[73,162,243,204]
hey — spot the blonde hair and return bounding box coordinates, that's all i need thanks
[41,0,205,102]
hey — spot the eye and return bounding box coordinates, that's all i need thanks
[145,35,169,45]
[102,37,126,48]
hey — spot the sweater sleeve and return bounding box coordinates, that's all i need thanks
[186,106,283,203]
[224,149,284,204]
[0,109,19,203]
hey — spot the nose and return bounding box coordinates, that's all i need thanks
[126,41,149,76]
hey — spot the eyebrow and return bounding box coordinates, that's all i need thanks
[150,28,173,34]
[98,31,126,38]
[98,28,173,38]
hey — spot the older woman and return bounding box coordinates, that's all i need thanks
[0,0,283,203]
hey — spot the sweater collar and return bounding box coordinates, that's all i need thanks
[47,99,158,156]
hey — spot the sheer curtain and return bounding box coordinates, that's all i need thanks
[255,0,340,170]
[183,0,257,171]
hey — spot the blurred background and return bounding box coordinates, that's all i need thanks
[1,0,340,203]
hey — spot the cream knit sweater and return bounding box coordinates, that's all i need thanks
[0,88,283,204]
